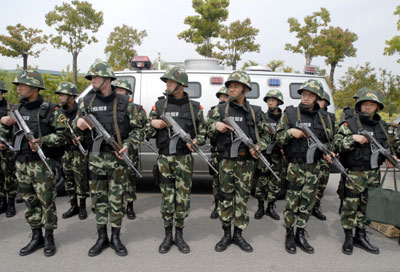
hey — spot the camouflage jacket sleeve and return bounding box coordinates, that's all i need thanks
[125,103,144,151]
[333,122,355,153]
[275,112,292,147]
[41,108,68,147]
[139,107,149,140]
[147,106,158,139]
[393,133,400,154]
[257,112,269,151]
[206,106,221,141]
[194,107,206,146]
[0,123,12,140]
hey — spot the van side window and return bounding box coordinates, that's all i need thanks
[245,82,260,99]
[116,76,136,96]
[185,82,201,98]
[289,83,302,99]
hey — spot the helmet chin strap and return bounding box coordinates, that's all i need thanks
[166,83,182,95]
[93,77,107,93]
[19,86,35,100]
[229,87,247,103]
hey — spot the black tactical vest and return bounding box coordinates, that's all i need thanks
[83,91,130,152]
[265,108,282,154]
[340,114,388,171]
[216,101,263,157]
[283,104,329,163]
[0,99,9,118]
[154,94,201,155]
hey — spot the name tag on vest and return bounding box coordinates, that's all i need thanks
[22,116,30,121]
[166,112,179,117]
[91,106,108,112]
[232,116,243,122]
[299,122,311,127]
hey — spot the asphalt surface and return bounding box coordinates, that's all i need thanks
[0,173,399,272]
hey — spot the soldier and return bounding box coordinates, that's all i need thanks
[334,88,390,255]
[75,62,143,257]
[55,82,89,220]
[313,91,336,221]
[0,79,18,217]
[254,89,284,221]
[148,67,206,254]
[207,71,268,253]
[208,86,229,219]
[113,79,148,220]
[0,70,67,256]
[275,79,333,254]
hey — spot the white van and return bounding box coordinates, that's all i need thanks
[78,58,334,176]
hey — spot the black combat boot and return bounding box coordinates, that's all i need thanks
[19,228,45,256]
[215,225,232,252]
[353,227,379,254]
[295,228,314,254]
[312,201,327,221]
[342,229,353,255]
[232,227,253,252]
[175,227,190,254]
[0,197,7,214]
[254,199,264,219]
[62,198,79,219]
[210,199,218,219]
[78,198,87,220]
[265,202,280,220]
[126,201,136,220]
[159,225,173,254]
[43,229,56,257]
[6,196,16,217]
[110,227,128,256]
[285,227,296,254]
[88,226,110,257]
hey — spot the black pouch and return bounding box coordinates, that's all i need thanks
[153,164,160,186]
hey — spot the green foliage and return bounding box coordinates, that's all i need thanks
[267,60,284,72]
[105,24,148,71]
[384,5,400,62]
[178,0,229,57]
[241,60,258,70]
[285,7,330,66]
[0,24,48,70]
[213,18,260,70]
[152,58,169,70]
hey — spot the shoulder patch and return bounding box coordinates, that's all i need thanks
[152,105,156,111]
[57,113,68,127]
[200,105,204,110]
[344,122,349,127]
[54,106,59,111]
[129,98,133,103]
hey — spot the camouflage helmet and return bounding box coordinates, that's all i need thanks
[84,61,116,81]
[113,79,132,94]
[0,79,7,93]
[225,71,252,91]
[54,82,78,96]
[356,88,384,110]
[12,70,45,90]
[353,87,368,100]
[160,67,188,87]
[263,89,284,105]
[297,79,323,99]
[320,90,331,106]
[216,86,228,98]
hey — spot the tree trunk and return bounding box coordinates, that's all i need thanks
[23,54,28,70]
[329,63,336,93]
[232,59,236,70]
[72,52,78,86]
[305,54,312,67]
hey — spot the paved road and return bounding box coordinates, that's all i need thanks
[0,173,398,272]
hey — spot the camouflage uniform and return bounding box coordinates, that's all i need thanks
[276,79,331,254]
[334,89,386,255]
[0,79,18,217]
[207,71,268,253]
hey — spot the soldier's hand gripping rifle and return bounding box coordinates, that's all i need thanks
[0,135,15,152]
[161,113,218,175]
[83,114,142,178]
[297,123,355,184]
[223,117,280,182]
[359,129,400,170]
[60,115,87,156]
[11,109,54,177]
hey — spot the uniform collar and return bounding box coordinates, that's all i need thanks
[20,95,43,110]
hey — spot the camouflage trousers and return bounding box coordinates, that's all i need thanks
[15,160,57,230]
[62,149,90,200]
[283,162,320,229]
[218,158,254,230]
[123,154,138,203]
[341,169,380,230]
[158,154,193,228]
[0,149,18,198]
[210,151,221,200]
[89,152,125,229]
[254,153,283,203]
[316,159,330,203]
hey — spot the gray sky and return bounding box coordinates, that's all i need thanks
[0,0,399,84]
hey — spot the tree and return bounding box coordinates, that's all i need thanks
[318,26,358,91]
[285,7,330,67]
[0,24,48,70]
[177,0,229,57]
[213,18,260,70]
[267,60,284,72]
[241,60,258,70]
[384,5,400,63]
[105,24,148,71]
[45,0,103,85]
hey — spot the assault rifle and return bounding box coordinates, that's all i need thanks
[359,129,400,170]
[143,139,159,156]
[223,117,280,181]
[161,113,218,175]
[265,122,277,155]
[297,123,355,184]
[83,114,142,178]
[0,135,15,152]
[60,115,87,156]
[11,109,54,177]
